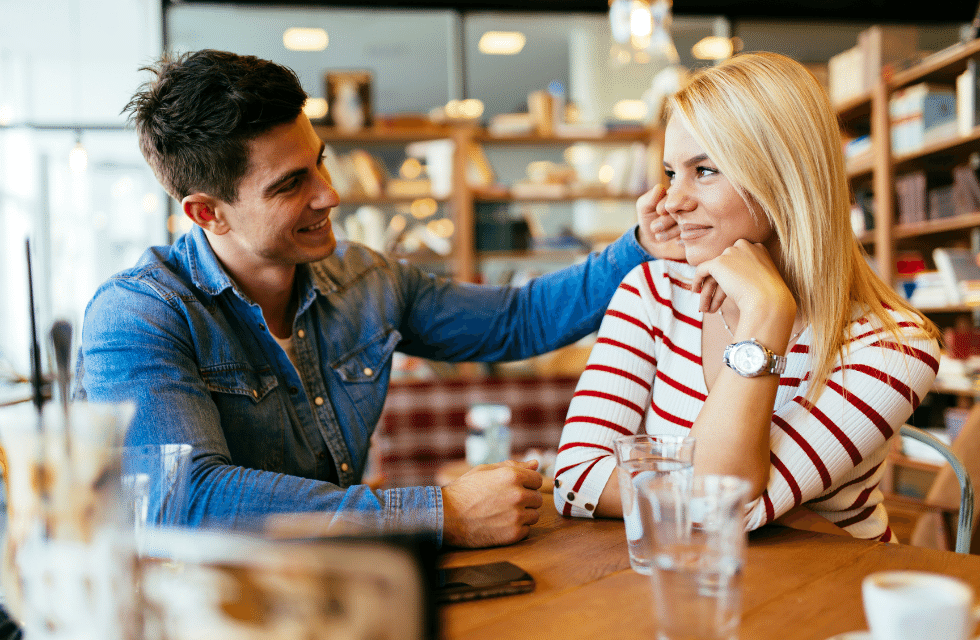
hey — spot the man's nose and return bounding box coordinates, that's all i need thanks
[312,172,340,209]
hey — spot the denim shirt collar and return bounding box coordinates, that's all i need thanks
[183,224,322,316]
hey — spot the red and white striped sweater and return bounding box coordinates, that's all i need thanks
[554,260,940,540]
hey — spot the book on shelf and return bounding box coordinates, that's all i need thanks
[350,149,388,199]
[932,246,980,305]
[929,183,958,219]
[895,171,927,225]
[465,143,495,189]
[320,144,353,198]
[889,83,957,155]
[952,163,980,214]
[956,58,980,136]
[907,270,949,308]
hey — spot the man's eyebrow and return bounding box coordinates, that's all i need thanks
[263,167,307,198]
[663,153,710,169]
[261,143,325,197]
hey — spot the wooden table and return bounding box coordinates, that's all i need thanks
[439,500,980,640]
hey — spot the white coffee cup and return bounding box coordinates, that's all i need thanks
[862,571,980,640]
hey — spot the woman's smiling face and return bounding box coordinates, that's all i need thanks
[660,116,776,266]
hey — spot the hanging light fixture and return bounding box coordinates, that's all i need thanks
[609,0,679,67]
[69,132,87,174]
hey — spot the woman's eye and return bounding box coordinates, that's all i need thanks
[697,166,718,177]
[664,170,676,182]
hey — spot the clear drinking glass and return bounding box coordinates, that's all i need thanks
[0,401,136,640]
[122,443,193,555]
[637,473,750,640]
[613,433,695,574]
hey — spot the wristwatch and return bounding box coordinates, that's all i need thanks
[723,339,786,377]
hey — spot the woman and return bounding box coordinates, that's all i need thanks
[553,52,941,541]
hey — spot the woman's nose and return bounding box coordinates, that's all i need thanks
[664,182,694,215]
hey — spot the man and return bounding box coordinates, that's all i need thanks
[77,49,680,548]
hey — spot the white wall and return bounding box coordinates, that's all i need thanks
[0,0,166,376]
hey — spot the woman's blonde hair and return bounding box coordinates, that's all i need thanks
[666,52,940,401]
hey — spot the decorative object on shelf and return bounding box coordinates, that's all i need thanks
[608,0,679,67]
[324,70,373,133]
[828,25,919,107]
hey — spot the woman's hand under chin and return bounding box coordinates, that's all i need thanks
[691,238,797,329]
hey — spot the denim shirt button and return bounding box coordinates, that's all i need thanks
[363,367,373,377]
[340,463,349,472]
[251,390,258,398]
[297,329,306,339]
[289,386,299,395]
[314,396,324,406]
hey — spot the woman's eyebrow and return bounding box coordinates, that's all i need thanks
[663,153,710,170]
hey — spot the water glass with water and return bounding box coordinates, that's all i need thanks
[613,433,695,574]
[637,473,750,640]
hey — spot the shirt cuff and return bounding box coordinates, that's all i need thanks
[558,456,618,518]
[382,485,443,547]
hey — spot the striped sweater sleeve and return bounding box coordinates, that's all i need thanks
[554,262,663,518]
[752,316,940,538]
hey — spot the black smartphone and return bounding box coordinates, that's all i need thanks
[435,560,535,603]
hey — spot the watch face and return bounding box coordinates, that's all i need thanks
[730,341,766,375]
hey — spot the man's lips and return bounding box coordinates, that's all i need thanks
[299,218,330,233]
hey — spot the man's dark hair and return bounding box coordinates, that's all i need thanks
[123,49,308,203]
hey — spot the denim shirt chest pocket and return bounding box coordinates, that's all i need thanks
[330,328,401,421]
[201,364,283,469]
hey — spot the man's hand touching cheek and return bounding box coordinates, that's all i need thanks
[636,184,685,261]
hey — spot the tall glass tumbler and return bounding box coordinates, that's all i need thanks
[613,433,695,574]
[0,401,136,640]
[637,474,750,640]
[122,443,192,554]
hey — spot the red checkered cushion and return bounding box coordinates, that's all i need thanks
[374,376,579,487]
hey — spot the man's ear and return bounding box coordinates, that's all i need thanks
[181,194,228,234]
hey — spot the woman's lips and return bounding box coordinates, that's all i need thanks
[679,224,711,242]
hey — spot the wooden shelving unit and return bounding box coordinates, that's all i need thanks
[840,37,980,287]
[838,38,980,548]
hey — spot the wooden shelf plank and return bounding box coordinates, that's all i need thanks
[893,212,980,239]
[475,128,652,145]
[889,38,980,90]
[313,123,454,143]
[891,127,980,173]
[473,193,640,203]
[336,195,449,206]
[835,93,873,122]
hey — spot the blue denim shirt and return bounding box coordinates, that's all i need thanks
[77,225,652,545]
